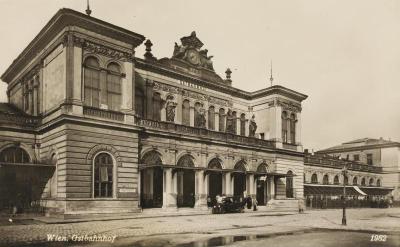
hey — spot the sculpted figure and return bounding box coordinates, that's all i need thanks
[225,109,235,134]
[249,115,257,137]
[165,96,177,122]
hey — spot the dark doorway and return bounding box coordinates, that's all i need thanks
[140,167,163,208]
[177,170,195,207]
[233,173,246,198]
[208,172,222,203]
[256,178,267,205]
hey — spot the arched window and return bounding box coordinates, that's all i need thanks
[353,177,358,185]
[208,106,215,130]
[257,163,270,173]
[208,158,223,169]
[311,173,318,184]
[177,155,195,167]
[0,146,30,163]
[369,178,374,186]
[135,88,144,118]
[344,175,349,185]
[286,170,294,198]
[141,150,162,166]
[361,177,366,186]
[323,174,329,185]
[232,111,237,135]
[376,179,381,187]
[240,113,246,136]
[234,160,247,171]
[83,57,100,108]
[219,108,225,132]
[94,153,114,198]
[106,62,122,111]
[290,113,296,144]
[152,92,162,121]
[182,99,190,125]
[282,111,288,143]
[334,175,339,185]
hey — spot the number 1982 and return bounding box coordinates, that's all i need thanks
[371,235,387,242]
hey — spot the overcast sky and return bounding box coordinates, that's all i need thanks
[0,0,399,150]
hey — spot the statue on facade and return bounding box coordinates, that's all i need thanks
[249,115,257,137]
[165,95,177,122]
[225,109,235,134]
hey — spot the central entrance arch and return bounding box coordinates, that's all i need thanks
[176,155,195,208]
[140,151,163,208]
[233,160,247,198]
[256,163,269,205]
[207,158,223,204]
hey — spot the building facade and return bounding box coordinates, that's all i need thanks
[313,138,400,200]
[0,9,307,216]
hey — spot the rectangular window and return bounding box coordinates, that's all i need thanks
[367,154,373,165]
[353,154,360,161]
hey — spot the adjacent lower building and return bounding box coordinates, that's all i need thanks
[0,8,307,216]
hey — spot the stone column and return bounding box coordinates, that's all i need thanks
[269,176,275,200]
[33,75,39,116]
[145,80,154,119]
[163,168,176,208]
[195,170,206,208]
[121,61,135,124]
[190,106,195,127]
[100,70,107,107]
[161,106,166,122]
[236,118,241,135]
[249,174,255,199]
[223,172,231,196]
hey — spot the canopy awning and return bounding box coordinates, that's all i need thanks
[0,162,55,168]
[360,187,393,196]
[304,184,366,196]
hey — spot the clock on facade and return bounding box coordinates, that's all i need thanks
[186,49,200,65]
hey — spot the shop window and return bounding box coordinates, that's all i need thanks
[94,153,114,198]
[0,146,30,163]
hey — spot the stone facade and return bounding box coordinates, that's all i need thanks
[0,9,307,216]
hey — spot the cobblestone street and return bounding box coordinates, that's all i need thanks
[0,208,399,246]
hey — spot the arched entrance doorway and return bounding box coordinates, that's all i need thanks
[207,158,223,204]
[140,151,163,208]
[256,163,269,205]
[233,160,247,198]
[286,170,294,198]
[176,155,195,208]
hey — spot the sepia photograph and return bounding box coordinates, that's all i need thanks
[0,0,399,246]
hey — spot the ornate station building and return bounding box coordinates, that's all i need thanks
[0,8,308,215]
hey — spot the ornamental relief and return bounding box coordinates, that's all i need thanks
[153,81,233,107]
[275,99,302,112]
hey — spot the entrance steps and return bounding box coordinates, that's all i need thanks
[266,199,299,212]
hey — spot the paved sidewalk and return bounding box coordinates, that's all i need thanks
[0,208,399,246]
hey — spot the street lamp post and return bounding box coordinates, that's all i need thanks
[342,163,348,226]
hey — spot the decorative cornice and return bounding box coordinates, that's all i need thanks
[276,99,302,113]
[82,39,134,62]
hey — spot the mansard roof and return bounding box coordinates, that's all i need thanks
[1,8,145,83]
[317,138,400,153]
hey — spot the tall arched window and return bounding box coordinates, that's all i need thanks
[376,179,381,187]
[311,173,318,184]
[106,62,122,111]
[290,113,296,144]
[152,92,162,121]
[219,108,225,132]
[353,177,358,185]
[282,111,288,143]
[135,88,144,118]
[286,170,294,198]
[182,99,190,125]
[334,175,339,185]
[369,178,374,186]
[240,113,246,136]
[323,174,329,185]
[361,177,366,186]
[83,57,100,108]
[94,153,114,198]
[0,146,30,163]
[208,106,215,130]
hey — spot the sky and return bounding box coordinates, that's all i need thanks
[0,0,399,151]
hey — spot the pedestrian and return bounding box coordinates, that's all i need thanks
[246,196,252,209]
[253,198,258,211]
[207,196,211,208]
[298,198,305,213]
